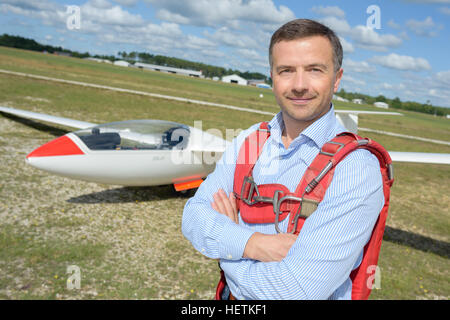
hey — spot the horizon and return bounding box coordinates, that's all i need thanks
[1,0,449,108]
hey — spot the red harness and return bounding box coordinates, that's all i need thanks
[215,122,394,300]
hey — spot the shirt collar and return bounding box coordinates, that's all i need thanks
[267,112,285,146]
[267,104,341,149]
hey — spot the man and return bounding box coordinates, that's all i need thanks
[182,19,384,300]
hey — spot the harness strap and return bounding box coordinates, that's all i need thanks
[217,123,394,300]
[287,133,394,234]
[234,122,270,199]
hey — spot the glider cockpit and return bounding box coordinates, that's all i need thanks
[73,120,191,151]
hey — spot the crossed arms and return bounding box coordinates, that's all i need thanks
[182,128,384,299]
[212,189,297,262]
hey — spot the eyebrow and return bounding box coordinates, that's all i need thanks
[275,65,293,72]
[306,63,328,70]
[275,63,329,72]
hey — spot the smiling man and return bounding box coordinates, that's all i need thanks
[182,19,385,300]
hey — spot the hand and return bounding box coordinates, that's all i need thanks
[211,189,239,224]
[243,232,298,262]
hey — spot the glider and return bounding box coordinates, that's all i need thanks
[0,106,449,192]
[0,106,227,192]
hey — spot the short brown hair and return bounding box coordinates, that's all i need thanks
[269,19,343,72]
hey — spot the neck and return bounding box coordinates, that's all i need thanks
[280,105,332,149]
[280,114,310,149]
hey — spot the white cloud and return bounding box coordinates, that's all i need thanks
[387,19,401,29]
[318,16,351,34]
[200,49,226,59]
[439,6,450,14]
[112,0,138,7]
[205,27,262,50]
[434,70,450,87]
[398,70,450,106]
[318,16,403,52]
[343,59,376,73]
[311,5,345,18]
[155,9,191,25]
[0,0,145,31]
[342,74,366,86]
[89,0,114,9]
[406,16,442,37]
[370,53,431,71]
[1,0,57,11]
[379,82,406,91]
[235,48,267,68]
[402,0,450,3]
[81,1,145,27]
[147,0,295,28]
[349,26,403,52]
[184,34,217,50]
[0,0,66,26]
[339,37,354,54]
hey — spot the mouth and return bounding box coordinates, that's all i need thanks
[287,96,315,105]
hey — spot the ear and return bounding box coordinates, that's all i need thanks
[270,69,274,93]
[333,68,344,93]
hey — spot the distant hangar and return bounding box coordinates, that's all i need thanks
[134,62,202,77]
[221,74,248,85]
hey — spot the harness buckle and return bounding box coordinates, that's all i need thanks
[240,176,259,205]
[240,177,304,233]
[240,177,285,206]
[273,194,302,234]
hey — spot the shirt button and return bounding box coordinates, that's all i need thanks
[227,254,232,259]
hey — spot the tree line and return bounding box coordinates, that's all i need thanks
[1,33,448,116]
[0,34,268,81]
[117,51,267,81]
[0,34,91,59]
[337,89,449,117]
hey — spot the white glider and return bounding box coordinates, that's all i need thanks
[0,106,228,191]
[0,106,449,191]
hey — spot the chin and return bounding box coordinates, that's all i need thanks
[284,104,329,123]
[284,109,315,123]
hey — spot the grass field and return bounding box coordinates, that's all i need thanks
[0,46,449,300]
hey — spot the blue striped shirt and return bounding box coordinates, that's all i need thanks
[182,105,384,300]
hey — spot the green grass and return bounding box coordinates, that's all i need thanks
[367,162,450,300]
[0,224,109,299]
[0,46,448,300]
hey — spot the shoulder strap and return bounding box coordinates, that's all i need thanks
[287,132,394,234]
[286,132,394,300]
[233,122,271,201]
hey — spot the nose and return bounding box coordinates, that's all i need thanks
[27,135,84,158]
[291,70,309,94]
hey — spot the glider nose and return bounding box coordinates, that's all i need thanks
[26,135,84,159]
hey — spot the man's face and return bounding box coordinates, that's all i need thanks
[270,36,343,129]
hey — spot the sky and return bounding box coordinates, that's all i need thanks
[1,0,450,107]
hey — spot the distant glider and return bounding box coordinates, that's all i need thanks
[0,106,449,192]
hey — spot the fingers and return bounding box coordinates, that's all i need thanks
[228,192,238,223]
[211,189,238,223]
[213,191,227,215]
[218,189,235,220]
[278,233,298,247]
[229,192,238,213]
